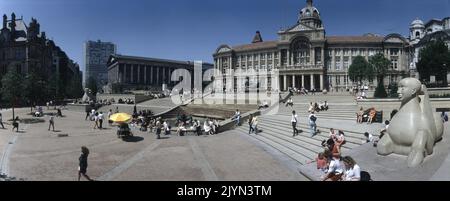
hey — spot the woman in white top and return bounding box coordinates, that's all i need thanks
[342,156,361,181]
[322,153,344,181]
[204,119,212,135]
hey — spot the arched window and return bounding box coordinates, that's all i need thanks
[415,31,420,38]
[305,9,311,16]
[291,38,310,65]
[313,10,319,17]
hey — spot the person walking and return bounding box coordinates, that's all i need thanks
[232,109,241,127]
[291,110,299,137]
[78,146,94,181]
[48,114,55,131]
[85,108,90,121]
[0,112,5,129]
[93,113,99,129]
[248,114,254,134]
[252,116,259,135]
[309,112,317,137]
[155,120,161,139]
[107,109,113,125]
[98,112,104,129]
[12,116,19,132]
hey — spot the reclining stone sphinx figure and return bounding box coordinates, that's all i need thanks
[377,78,443,167]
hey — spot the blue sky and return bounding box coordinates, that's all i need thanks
[1,0,450,72]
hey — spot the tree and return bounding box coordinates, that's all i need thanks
[23,70,46,108]
[46,73,58,101]
[388,82,399,98]
[66,74,83,99]
[348,56,374,86]
[86,76,98,95]
[1,69,24,120]
[369,53,391,98]
[417,40,450,86]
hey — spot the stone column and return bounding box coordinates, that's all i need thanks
[122,64,126,84]
[310,74,314,90]
[311,48,315,65]
[137,65,141,84]
[265,52,269,71]
[130,64,134,84]
[321,48,324,65]
[292,75,296,88]
[144,66,147,84]
[156,67,160,86]
[283,75,287,91]
[279,50,283,68]
[272,52,275,69]
[290,51,294,67]
[301,74,305,88]
[332,49,336,71]
[287,50,290,67]
[320,74,324,90]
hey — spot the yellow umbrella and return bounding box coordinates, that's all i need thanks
[109,113,132,122]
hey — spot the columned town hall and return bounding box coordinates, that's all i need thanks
[213,0,410,93]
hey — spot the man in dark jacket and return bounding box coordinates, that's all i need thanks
[78,146,94,181]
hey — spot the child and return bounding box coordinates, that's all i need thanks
[316,152,328,173]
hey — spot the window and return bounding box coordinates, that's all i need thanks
[327,61,332,70]
[351,48,358,56]
[343,57,349,69]
[390,48,399,56]
[415,31,420,38]
[315,47,322,64]
[291,38,310,65]
[335,48,341,56]
[391,58,398,69]
[335,57,341,70]
[368,48,375,56]
[343,49,349,56]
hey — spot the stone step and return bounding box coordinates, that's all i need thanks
[259,116,369,144]
[276,113,355,121]
[252,120,360,149]
[240,122,355,152]
[236,127,311,165]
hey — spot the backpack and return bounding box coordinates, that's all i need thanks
[360,171,372,181]
[444,114,448,122]
[310,115,317,122]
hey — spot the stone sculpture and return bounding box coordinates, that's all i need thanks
[377,78,443,167]
[81,88,95,103]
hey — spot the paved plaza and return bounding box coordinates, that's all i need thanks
[1,93,449,181]
[0,107,305,181]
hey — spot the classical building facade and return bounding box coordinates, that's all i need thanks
[0,13,82,95]
[213,0,410,92]
[408,17,450,80]
[84,40,116,86]
[107,54,213,92]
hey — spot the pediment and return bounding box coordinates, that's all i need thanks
[287,23,315,32]
[384,38,403,43]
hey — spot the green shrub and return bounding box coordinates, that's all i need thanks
[374,82,388,98]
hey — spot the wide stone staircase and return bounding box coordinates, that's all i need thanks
[234,107,382,166]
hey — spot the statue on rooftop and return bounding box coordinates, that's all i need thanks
[377,78,443,167]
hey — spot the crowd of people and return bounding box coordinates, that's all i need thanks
[308,101,328,112]
[356,107,378,124]
[314,128,366,181]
